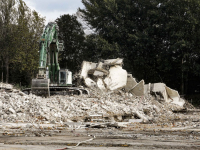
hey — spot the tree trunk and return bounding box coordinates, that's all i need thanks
[5,58,9,83]
[181,58,184,95]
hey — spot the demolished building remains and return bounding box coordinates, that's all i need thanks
[80,58,185,107]
[0,58,190,133]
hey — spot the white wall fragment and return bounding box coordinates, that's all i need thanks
[84,78,97,88]
[149,83,185,107]
[151,83,169,102]
[97,78,106,91]
[144,83,151,96]
[129,80,145,96]
[103,58,123,66]
[80,61,97,79]
[166,86,185,107]
[93,70,104,77]
[125,74,137,92]
[104,66,127,91]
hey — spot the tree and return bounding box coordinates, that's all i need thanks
[0,0,45,85]
[80,0,200,94]
[12,1,45,85]
[0,0,17,83]
[84,33,120,62]
[55,14,86,73]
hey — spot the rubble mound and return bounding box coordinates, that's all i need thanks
[0,83,186,124]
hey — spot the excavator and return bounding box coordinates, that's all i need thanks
[24,22,88,97]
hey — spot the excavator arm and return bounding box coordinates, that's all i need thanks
[32,22,63,96]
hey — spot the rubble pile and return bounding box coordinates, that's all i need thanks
[80,58,185,107]
[0,83,185,124]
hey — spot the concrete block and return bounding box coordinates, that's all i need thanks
[84,78,97,88]
[129,80,145,96]
[97,78,106,91]
[150,83,168,102]
[96,62,104,70]
[9,108,16,114]
[93,70,104,77]
[104,66,127,91]
[166,86,185,107]
[149,83,185,107]
[103,58,123,66]
[144,83,151,96]
[151,83,166,93]
[0,83,13,90]
[125,74,137,92]
[80,61,97,79]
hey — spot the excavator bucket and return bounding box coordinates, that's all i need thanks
[31,79,50,97]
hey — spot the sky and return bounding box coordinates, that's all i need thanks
[23,0,84,24]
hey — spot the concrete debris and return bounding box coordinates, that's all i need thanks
[149,83,168,101]
[103,58,123,66]
[0,82,13,90]
[146,83,185,107]
[80,59,128,92]
[96,78,106,91]
[104,66,127,91]
[0,83,186,126]
[166,86,185,107]
[80,59,185,107]
[80,61,97,79]
[84,78,97,88]
[129,80,145,96]
[125,74,137,92]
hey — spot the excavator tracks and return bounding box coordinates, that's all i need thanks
[22,87,89,97]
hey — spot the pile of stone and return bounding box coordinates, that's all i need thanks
[0,83,185,125]
[80,58,185,107]
[0,82,13,90]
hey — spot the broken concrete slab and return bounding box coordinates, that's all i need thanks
[96,62,104,70]
[0,82,13,90]
[104,66,127,91]
[129,80,145,96]
[150,83,168,102]
[144,83,151,96]
[146,83,185,107]
[151,83,166,93]
[125,74,137,92]
[103,58,123,66]
[166,86,185,107]
[96,78,106,91]
[80,61,97,79]
[93,70,104,77]
[84,78,97,88]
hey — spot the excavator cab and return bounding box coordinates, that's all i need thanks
[59,69,72,85]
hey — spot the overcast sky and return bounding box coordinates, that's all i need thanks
[23,0,84,24]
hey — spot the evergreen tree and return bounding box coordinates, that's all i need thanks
[55,14,86,73]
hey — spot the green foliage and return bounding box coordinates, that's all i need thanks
[55,14,86,72]
[0,0,45,85]
[84,34,120,61]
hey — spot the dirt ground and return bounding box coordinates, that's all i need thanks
[1,121,200,150]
